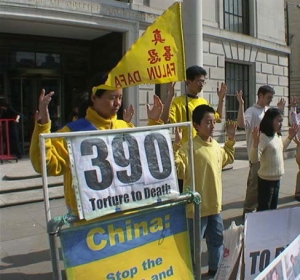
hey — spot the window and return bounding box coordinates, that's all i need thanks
[225,62,249,123]
[224,0,249,35]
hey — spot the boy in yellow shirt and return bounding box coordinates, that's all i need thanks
[173,104,236,276]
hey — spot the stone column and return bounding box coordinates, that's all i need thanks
[182,0,203,67]
[181,0,203,96]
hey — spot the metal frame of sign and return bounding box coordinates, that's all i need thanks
[39,122,201,279]
[47,193,201,280]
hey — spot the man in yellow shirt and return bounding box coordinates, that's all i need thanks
[161,65,227,145]
[173,104,236,276]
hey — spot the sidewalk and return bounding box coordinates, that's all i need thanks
[0,158,299,280]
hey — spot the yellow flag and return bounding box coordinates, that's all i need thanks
[94,2,186,91]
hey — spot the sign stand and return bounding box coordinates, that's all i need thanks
[39,123,201,279]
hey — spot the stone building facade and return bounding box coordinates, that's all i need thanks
[0,0,296,149]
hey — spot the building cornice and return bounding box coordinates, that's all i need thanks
[0,0,160,23]
[203,25,291,55]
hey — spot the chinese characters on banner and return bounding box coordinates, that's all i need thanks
[93,2,186,91]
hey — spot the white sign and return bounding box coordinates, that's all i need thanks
[67,129,179,220]
[254,234,300,280]
[244,207,300,280]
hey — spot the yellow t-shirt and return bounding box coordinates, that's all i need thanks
[174,135,235,218]
[169,95,220,144]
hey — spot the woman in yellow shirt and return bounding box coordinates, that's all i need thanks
[30,72,164,218]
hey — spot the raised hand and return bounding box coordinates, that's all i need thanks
[146,95,163,121]
[174,127,182,145]
[252,126,260,148]
[288,124,299,140]
[217,82,227,101]
[290,96,297,109]
[225,120,237,141]
[277,98,286,112]
[123,104,134,123]
[236,90,244,105]
[38,89,55,124]
[167,82,176,98]
[294,135,300,146]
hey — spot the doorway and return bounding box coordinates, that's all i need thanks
[9,75,62,154]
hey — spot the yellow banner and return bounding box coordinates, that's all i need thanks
[95,2,186,90]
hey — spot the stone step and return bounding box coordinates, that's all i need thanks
[0,185,64,207]
[0,159,64,207]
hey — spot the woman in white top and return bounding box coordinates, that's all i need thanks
[250,107,299,211]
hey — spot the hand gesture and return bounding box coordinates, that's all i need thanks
[147,95,163,121]
[174,127,182,145]
[225,120,237,141]
[123,104,134,123]
[217,82,227,101]
[288,124,299,140]
[167,82,176,98]
[252,126,260,148]
[277,98,286,112]
[294,135,300,146]
[236,90,244,105]
[290,96,297,109]
[38,89,55,124]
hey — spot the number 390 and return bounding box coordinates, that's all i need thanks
[80,133,172,191]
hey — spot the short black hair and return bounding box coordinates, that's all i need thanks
[192,104,215,124]
[257,85,275,97]
[186,66,207,81]
[260,107,282,136]
[77,72,108,118]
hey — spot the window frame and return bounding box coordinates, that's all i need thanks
[223,0,250,35]
[225,61,250,125]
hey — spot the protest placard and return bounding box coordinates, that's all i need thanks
[60,203,193,279]
[244,207,300,279]
[67,128,179,220]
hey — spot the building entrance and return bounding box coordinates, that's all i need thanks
[9,74,61,153]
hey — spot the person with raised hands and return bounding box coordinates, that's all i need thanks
[30,72,164,220]
[173,104,236,277]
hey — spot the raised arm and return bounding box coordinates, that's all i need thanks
[216,82,227,118]
[123,104,134,123]
[236,90,245,128]
[30,89,68,175]
[146,94,163,123]
[289,97,299,126]
[160,82,175,124]
[249,126,260,163]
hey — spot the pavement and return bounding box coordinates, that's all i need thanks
[0,156,299,280]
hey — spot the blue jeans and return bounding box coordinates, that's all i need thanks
[188,214,224,271]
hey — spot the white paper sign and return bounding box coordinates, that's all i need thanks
[67,128,179,220]
[254,234,300,280]
[244,207,300,280]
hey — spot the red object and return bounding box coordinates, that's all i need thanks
[0,119,18,163]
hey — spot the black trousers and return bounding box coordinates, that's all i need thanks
[257,176,280,211]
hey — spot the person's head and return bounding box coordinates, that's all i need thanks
[257,85,275,107]
[192,104,216,141]
[186,66,207,95]
[72,91,89,119]
[80,72,123,119]
[260,107,283,137]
